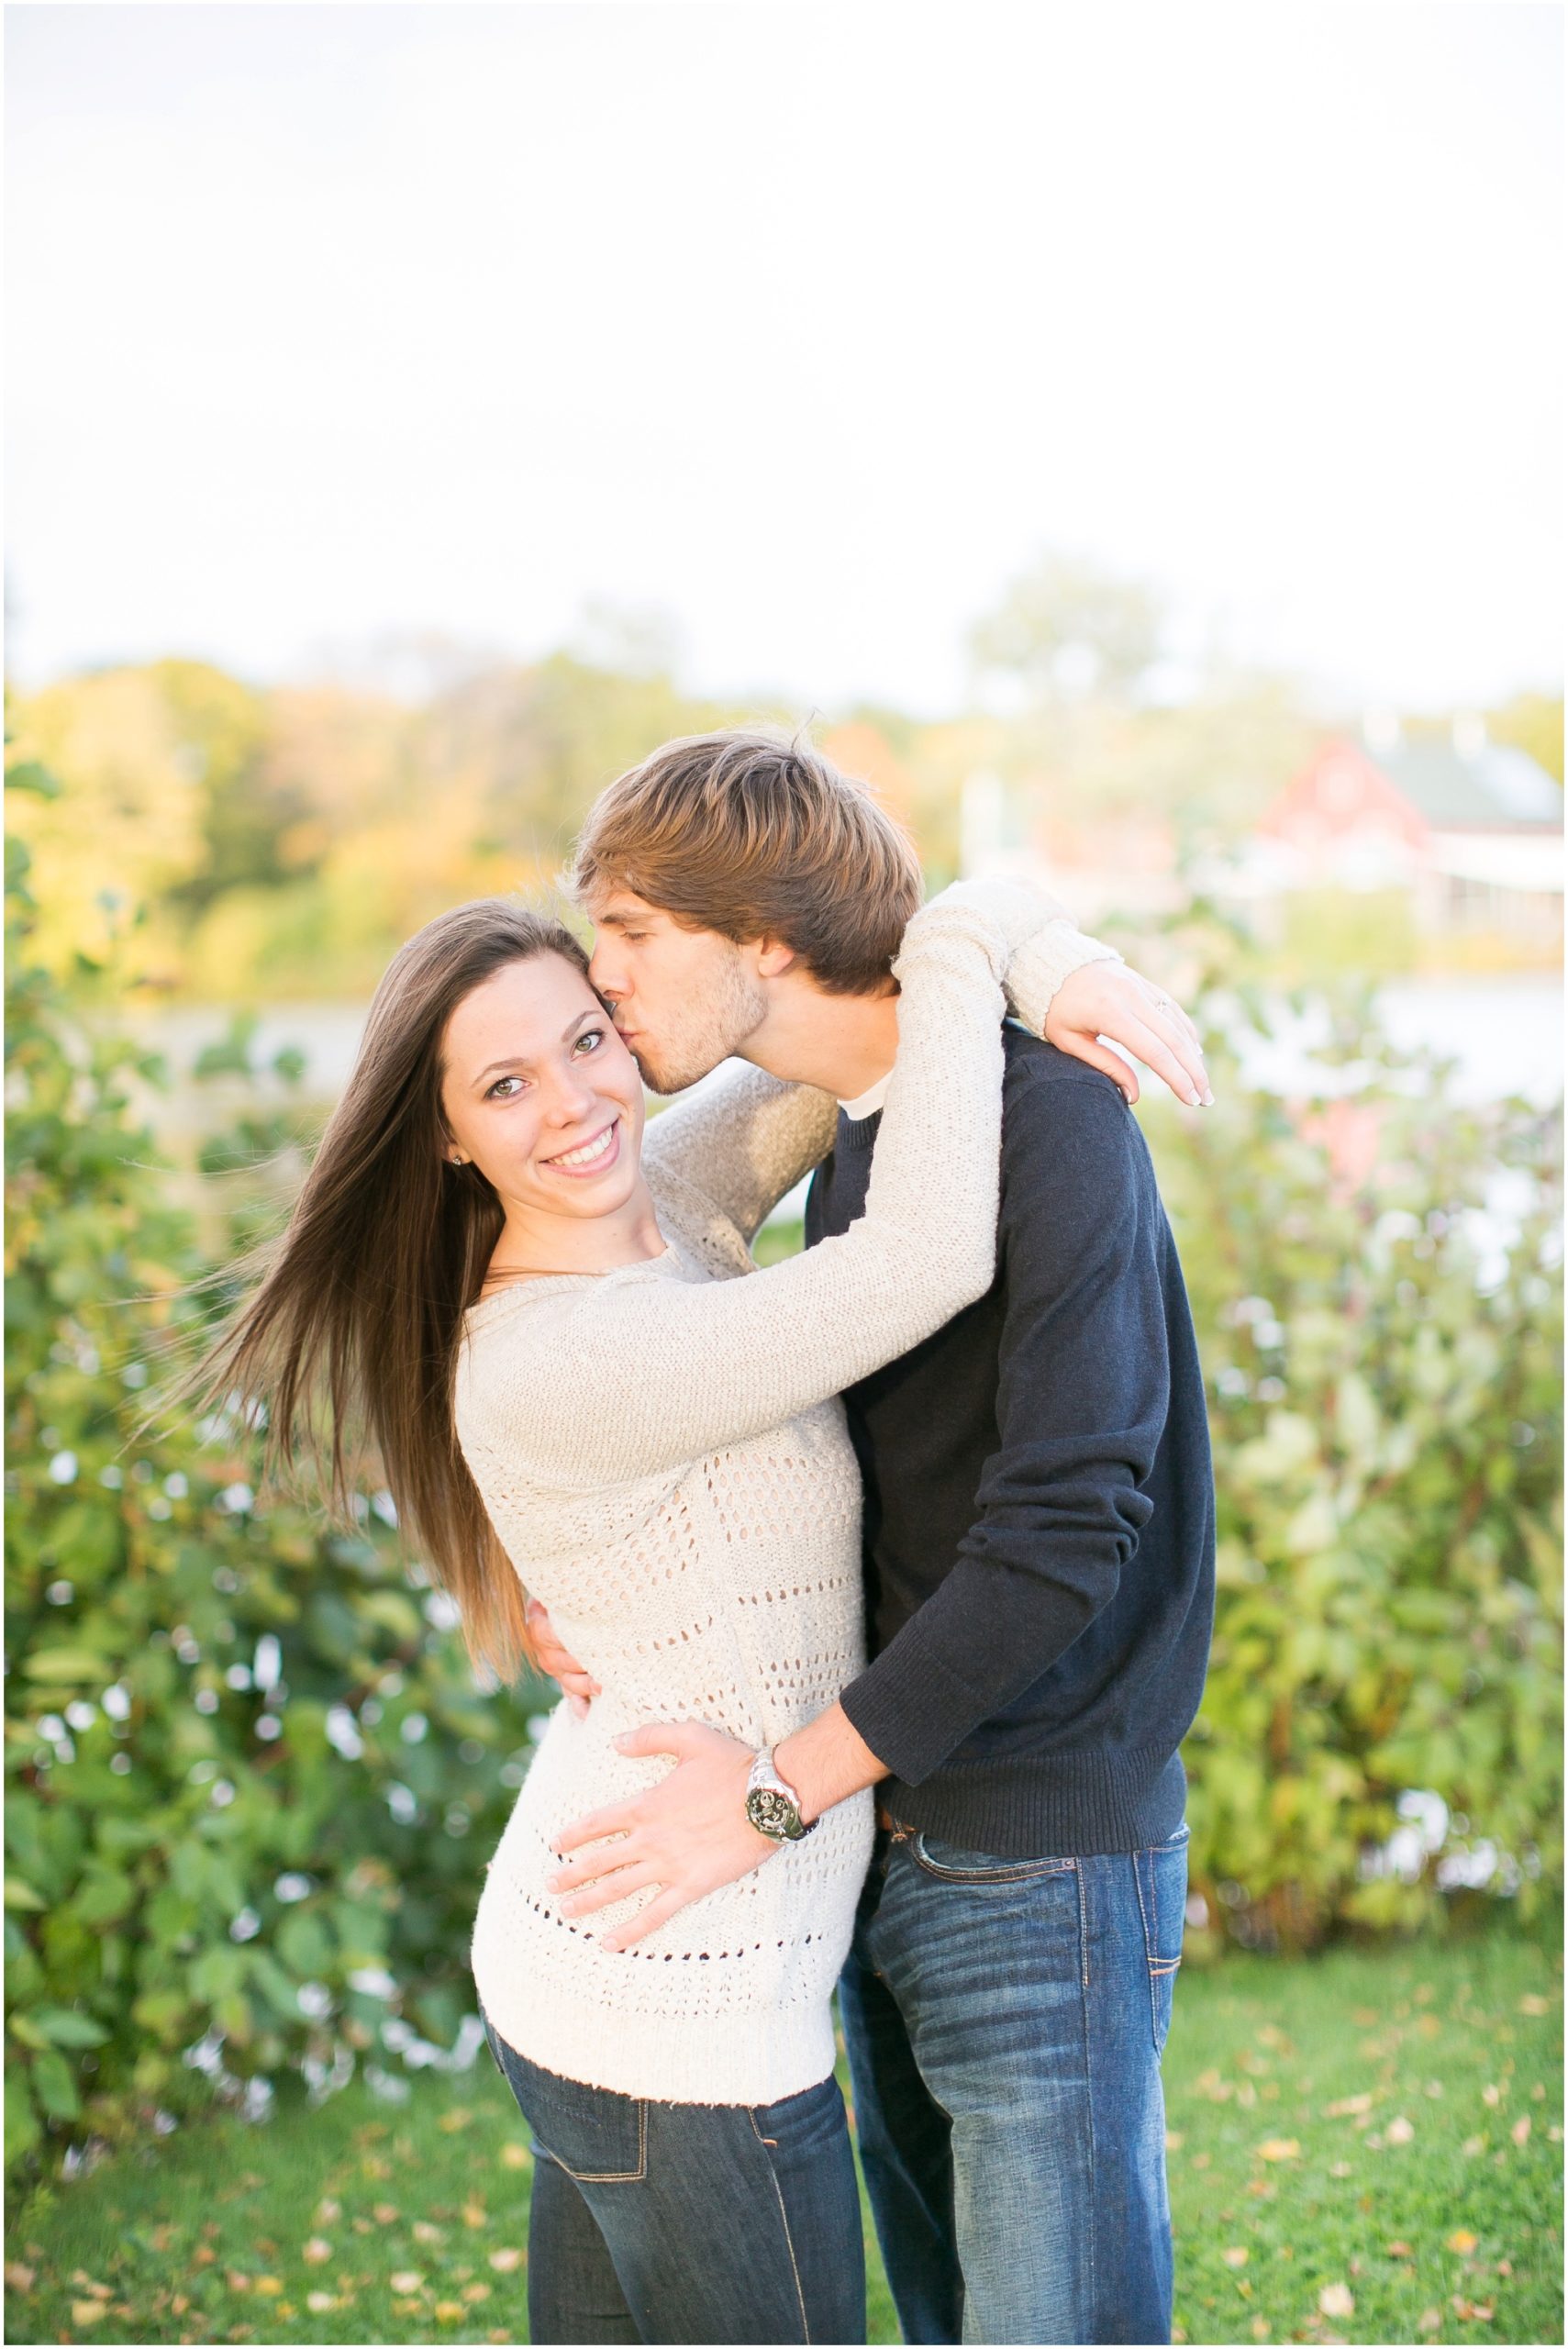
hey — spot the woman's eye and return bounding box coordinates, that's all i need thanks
[486,1074,527,1099]
[574,1029,606,1054]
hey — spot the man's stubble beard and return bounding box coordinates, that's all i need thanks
[627,948,770,1097]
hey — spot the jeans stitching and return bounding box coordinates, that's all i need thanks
[911,1831,1078,1886]
[1076,1862,1090,1990]
[1079,1865,1098,2321]
[747,2108,812,2344]
[538,2097,648,2185]
[1133,1847,1182,2053]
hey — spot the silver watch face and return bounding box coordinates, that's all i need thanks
[746,1786,802,1841]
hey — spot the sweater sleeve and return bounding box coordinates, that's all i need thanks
[837,1069,1169,1785]
[458,895,1018,1487]
[639,1064,839,1245]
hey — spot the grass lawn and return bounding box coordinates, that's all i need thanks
[5,1928,1560,2346]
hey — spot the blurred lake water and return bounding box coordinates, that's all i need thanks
[132,975,1563,1119]
[128,977,1561,1240]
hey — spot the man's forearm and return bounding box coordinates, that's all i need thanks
[774,1701,888,1825]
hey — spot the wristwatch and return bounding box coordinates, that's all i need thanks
[745,1747,817,1842]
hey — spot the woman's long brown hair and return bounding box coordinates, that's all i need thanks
[186,899,593,1682]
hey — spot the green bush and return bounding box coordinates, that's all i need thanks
[1140,902,1562,1950]
[5,770,549,2184]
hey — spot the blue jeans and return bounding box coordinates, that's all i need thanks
[839,1817,1188,2346]
[479,2009,865,2344]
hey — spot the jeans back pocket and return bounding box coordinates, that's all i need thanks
[1132,1821,1189,2056]
[484,2019,647,2183]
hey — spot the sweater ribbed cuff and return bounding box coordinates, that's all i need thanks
[1005,919,1123,1029]
[840,1638,992,1787]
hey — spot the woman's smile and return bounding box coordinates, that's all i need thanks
[540,1117,622,1177]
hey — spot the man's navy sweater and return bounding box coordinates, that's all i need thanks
[806,1026,1216,1857]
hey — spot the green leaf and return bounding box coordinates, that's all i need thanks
[28,2005,110,2049]
[22,1649,110,1683]
[29,2045,81,2121]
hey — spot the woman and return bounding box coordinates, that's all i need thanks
[195,877,1124,2344]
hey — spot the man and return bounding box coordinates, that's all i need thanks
[531,729,1216,2345]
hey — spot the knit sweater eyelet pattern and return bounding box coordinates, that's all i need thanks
[453,900,1118,2107]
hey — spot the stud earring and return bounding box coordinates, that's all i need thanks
[450,1152,465,1166]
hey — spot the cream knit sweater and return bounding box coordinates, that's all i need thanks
[455,889,1118,2105]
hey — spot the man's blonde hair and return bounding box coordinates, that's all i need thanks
[569,728,923,996]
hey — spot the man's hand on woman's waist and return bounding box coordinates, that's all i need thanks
[546,1705,888,1948]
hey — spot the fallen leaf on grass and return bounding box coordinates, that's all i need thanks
[1386,2115,1416,2144]
[1329,2160,1351,2177]
[435,2302,465,2322]
[1518,1994,1551,2017]
[252,2277,283,2297]
[1446,2230,1479,2254]
[1550,2126,1562,2143]
[1165,2130,1185,2152]
[373,2203,400,2225]
[489,2248,524,2274]
[1324,2092,1374,2118]
[462,2199,488,2228]
[1250,2321,1270,2342]
[438,2109,473,2133]
[464,2283,493,2302]
[315,2199,341,2223]
[1510,2116,1531,2146]
[1462,2135,1486,2156]
[1256,2138,1300,2162]
[1222,2247,1249,2268]
[391,2298,423,2317]
[302,2238,333,2264]
[390,2270,425,2294]
[1452,2296,1495,2321]
[413,2221,445,2245]
[1417,2312,1440,2335]
[5,2265,36,2293]
[226,2273,252,2293]
[71,2302,109,2327]
[1386,2242,1415,2258]
[1318,2283,1355,2319]
[306,2293,337,2314]
[499,2142,529,2168]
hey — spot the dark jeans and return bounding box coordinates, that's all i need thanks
[479,2009,865,2344]
[839,1816,1188,2346]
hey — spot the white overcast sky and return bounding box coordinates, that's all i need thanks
[6,2,1562,715]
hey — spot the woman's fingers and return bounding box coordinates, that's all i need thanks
[1059,1034,1141,1104]
[1118,1012,1210,1108]
[1128,974,1210,1074]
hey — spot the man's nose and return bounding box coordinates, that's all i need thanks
[587,942,624,1003]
